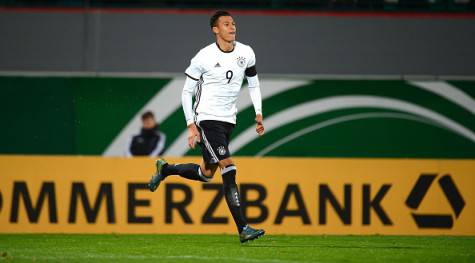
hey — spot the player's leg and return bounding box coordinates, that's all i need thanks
[219,157,246,232]
[179,120,248,231]
[148,123,219,192]
[161,125,221,181]
[163,160,217,181]
[200,161,219,178]
[219,157,265,243]
[219,159,240,220]
[218,124,265,243]
[148,160,217,192]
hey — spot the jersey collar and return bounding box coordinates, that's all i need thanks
[215,42,235,53]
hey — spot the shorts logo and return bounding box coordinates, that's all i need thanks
[237,56,246,68]
[218,146,226,156]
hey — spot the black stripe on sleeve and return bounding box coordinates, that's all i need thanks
[193,78,204,123]
[185,73,199,81]
[245,65,257,77]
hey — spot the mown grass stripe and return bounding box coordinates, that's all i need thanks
[0,234,473,263]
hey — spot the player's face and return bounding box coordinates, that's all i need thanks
[142,117,156,130]
[213,16,236,42]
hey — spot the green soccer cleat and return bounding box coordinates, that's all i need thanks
[239,225,265,244]
[148,159,168,192]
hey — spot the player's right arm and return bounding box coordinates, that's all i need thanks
[182,52,204,149]
[182,76,201,149]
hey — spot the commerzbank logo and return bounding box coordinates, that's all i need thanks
[406,174,465,229]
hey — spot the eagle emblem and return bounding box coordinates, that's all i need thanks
[237,56,246,68]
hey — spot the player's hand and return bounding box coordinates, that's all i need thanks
[187,123,201,149]
[255,114,265,136]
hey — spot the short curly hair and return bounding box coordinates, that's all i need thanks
[210,10,232,28]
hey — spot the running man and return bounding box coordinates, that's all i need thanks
[149,10,265,243]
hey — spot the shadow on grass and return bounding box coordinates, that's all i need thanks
[1,251,13,260]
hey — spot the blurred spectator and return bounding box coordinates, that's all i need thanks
[126,111,166,157]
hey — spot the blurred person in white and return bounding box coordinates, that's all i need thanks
[148,10,265,243]
[125,111,166,157]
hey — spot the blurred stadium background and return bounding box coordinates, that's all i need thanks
[0,0,474,262]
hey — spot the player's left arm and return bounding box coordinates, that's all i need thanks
[246,47,264,136]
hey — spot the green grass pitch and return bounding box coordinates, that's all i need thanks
[0,234,474,262]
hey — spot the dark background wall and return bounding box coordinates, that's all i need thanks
[1,9,474,75]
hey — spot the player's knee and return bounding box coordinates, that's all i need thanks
[218,158,234,169]
[201,169,214,182]
[200,163,218,182]
[221,164,237,185]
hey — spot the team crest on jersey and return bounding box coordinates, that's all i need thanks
[237,56,246,68]
[218,146,227,155]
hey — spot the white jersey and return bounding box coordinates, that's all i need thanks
[185,41,257,124]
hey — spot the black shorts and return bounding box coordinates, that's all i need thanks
[197,120,235,164]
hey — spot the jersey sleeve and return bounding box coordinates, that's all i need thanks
[182,76,198,126]
[245,46,257,77]
[185,52,204,80]
[247,46,256,68]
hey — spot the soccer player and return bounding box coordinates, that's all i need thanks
[148,10,265,243]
